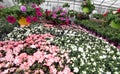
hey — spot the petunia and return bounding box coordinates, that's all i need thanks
[32,16,38,22]
[7,16,16,24]
[36,12,42,16]
[52,13,57,19]
[20,5,26,12]
[26,16,32,23]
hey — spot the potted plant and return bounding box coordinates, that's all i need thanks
[1,5,43,27]
[81,0,95,14]
[16,0,45,5]
[50,7,70,25]
[104,9,120,29]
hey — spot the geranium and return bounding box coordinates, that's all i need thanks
[7,16,16,24]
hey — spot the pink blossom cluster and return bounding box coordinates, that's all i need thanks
[0,34,73,74]
[51,7,70,25]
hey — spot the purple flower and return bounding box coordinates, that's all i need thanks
[59,17,65,21]
[60,12,66,16]
[20,5,26,12]
[31,4,37,8]
[52,13,57,19]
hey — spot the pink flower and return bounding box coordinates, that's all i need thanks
[20,62,29,70]
[26,16,32,23]
[32,16,38,22]
[0,6,4,9]
[36,12,42,16]
[52,13,57,19]
[40,69,44,74]
[49,66,57,74]
[20,5,26,12]
[7,16,16,24]
[31,4,37,8]
[27,56,36,66]
[62,66,73,74]
[35,7,41,12]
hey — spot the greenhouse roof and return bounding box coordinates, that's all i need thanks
[43,0,120,13]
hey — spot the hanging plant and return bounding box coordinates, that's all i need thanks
[17,0,45,5]
[81,0,95,14]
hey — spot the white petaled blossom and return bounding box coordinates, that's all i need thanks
[73,67,79,73]
[78,47,84,52]
[30,45,36,49]
[106,72,111,74]
[114,72,119,74]
[82,71,86,74]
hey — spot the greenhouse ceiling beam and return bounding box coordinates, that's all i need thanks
[108,0,118,8]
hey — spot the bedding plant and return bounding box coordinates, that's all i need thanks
[2,23,120,73]
[0,33,73,74]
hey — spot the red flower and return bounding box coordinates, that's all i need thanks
[26,16,32,23]
[35,7,41,12]
[45,10,51,16]
[32,16,38,22]
[103,12,108,16]
[36,12,42,17]
[117,8,120,13]
[7,16,16,24]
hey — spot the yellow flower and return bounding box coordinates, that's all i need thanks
[18,17,30,27]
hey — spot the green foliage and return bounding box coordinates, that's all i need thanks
[17,0,45,5]
[92,14,103,19]
[0,19,17,40]
[76,12,89,20]
[0,5,35,20]
[81,0,95,14]
[68,10,78,17]
[63,3,70,8]
[75,20,120,44]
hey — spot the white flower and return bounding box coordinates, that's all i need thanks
[114,72,119,74]
[82,71,86,74]
[106,72,111,74]
[71,45,77,51]
[106,48,110,52]
[30,45,36,49]
[93,62,96,66]
[73,67,79,73]
[78,47,84,52]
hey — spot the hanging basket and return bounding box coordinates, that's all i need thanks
[18,17,30,27]
[110,20,120,29]
[82,7,90,14]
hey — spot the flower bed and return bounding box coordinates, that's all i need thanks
[0,33,73,74]
[2,23,120,73]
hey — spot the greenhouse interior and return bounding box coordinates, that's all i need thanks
[0,0,120,73]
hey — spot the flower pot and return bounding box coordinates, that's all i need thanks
[82,7,90,14]
[18,17,30,27]
[110,20,120,29]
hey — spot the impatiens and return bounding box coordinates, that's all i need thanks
[0,34,73,73]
